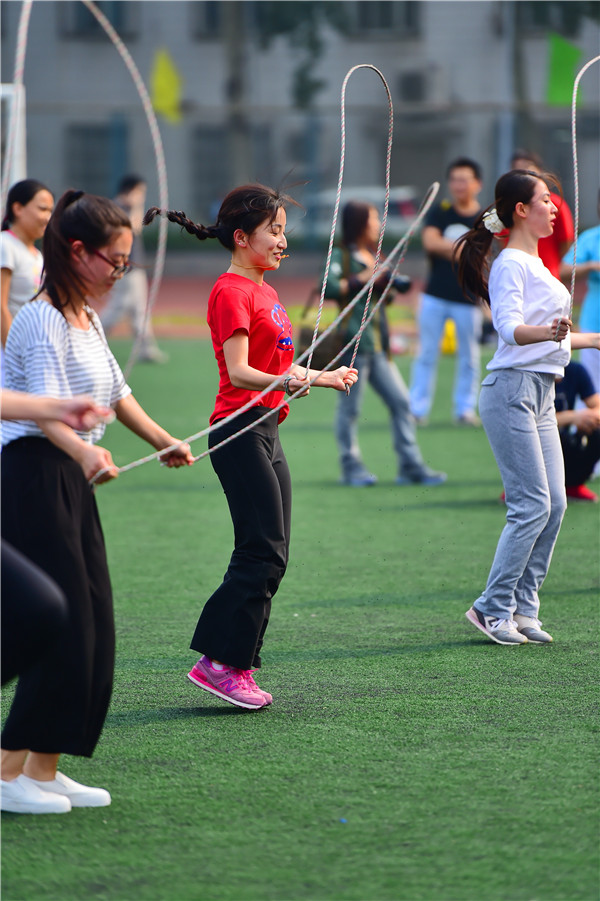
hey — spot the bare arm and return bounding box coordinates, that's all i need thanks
[223,331,358,395]
[556,393,600,433]
[422,225,457,262]
[114,394,194,466]
[1,390,114,430]
[1,268,13,347]
[513,318,572,346]
[570,331,600,351]
[559,260,600,282]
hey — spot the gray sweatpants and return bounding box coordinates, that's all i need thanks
[474,369,567,621]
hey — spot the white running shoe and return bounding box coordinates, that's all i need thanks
[465,606,528,645]
[514,615,553,643]
[23,772,111,808]
[1,775,71,814]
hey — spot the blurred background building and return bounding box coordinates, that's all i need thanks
[2,0,599,240]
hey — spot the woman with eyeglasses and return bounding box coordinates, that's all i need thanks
[1,189,194,815]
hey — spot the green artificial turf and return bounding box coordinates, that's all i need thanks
[2,341,599,901]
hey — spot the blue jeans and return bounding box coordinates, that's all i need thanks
[410,293,483,419]
[335,350,426,480]
[474,370,567,621]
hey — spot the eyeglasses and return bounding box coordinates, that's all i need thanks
[90,249,132,276]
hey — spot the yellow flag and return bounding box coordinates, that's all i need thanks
[151,48,182,124]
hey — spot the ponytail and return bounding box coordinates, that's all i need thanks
[144,183,300,252]
[143,206,221,242]
[455,210,496,305]
[41,189,131,314]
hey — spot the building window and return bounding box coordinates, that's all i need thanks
[65,120,128,196]
[191,124,272,220]
[190,1,222,39]
[350,1,420,37]
[58,1,137,40]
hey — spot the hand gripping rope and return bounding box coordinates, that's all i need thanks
[2,0,169,383]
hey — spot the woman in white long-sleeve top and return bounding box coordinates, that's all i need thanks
[456,169,599,646]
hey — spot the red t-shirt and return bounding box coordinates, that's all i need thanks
[207,272,294,425]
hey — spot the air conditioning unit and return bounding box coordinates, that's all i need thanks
[397,67,447,105]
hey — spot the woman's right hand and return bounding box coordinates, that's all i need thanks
[78,444,119,484]
[551,317,572,342]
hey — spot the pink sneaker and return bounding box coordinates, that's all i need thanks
[244,670,272,705]
[187,657,266,710]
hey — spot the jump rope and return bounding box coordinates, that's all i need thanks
[3,2,599,481]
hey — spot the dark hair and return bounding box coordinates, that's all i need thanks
[456,169,545,305]
[116,174,146,194]
[143,183,298,252]
[41,189,131,313]
[341,201,375,247]
[2,178,53,230]
[446,157,483,181]
[511,148,544,170]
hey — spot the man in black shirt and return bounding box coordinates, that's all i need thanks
[410,157,484,425]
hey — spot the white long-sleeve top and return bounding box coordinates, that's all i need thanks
[487,248,571,376]
[2,299,130,446]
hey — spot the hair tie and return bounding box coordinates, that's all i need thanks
[482,209,504,234]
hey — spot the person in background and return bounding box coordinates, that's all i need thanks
[1,178,54,347]
[554,360,600,503]
[100,175,168,363]
[560,192,600,394]
[324,199,446,487]
[409,157,484,426]
[510,150,574,280]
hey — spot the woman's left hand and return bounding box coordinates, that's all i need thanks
[159,441,195,467]
[325,366,359,392]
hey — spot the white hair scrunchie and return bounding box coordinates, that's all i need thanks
[482,209,504,234]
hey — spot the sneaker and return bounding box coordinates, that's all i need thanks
[396,468,447,486]
[566,484,598,502]
[1,775,71,814]
[23,772,111,808]
[514,614,553,643]
[138,348,169,364]
[340,472,378,487]
[465,606,528,645]
[187,657,266,709]
[244,671,273,705]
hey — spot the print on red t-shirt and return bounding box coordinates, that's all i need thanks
[207,272,295,425]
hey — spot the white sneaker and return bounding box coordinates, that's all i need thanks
[514,615,553,643]
[23,772,111,808]
[1,775,71,814]
[465,606,528,645]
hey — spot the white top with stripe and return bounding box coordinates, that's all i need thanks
[2,299,131,446]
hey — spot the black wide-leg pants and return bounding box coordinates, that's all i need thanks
[1,438,115,757]
[190,408,292,670]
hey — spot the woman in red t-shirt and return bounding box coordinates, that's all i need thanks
[144,184,357,709]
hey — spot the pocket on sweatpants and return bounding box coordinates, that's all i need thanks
[481,374,498,387]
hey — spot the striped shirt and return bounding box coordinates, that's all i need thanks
[2,299,131,446]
